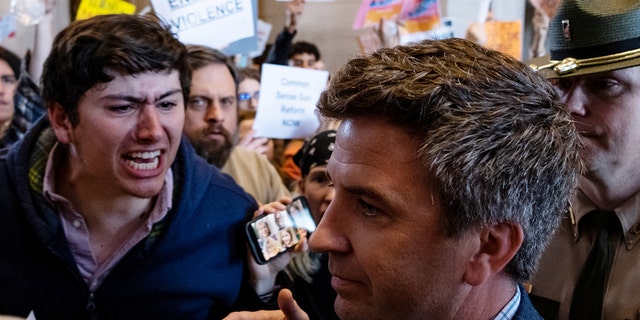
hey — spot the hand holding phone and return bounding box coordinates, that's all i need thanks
[246,196,315,264]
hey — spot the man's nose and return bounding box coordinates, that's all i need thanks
[136,105,163,141]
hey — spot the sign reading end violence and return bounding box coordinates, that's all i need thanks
[152,0,255,49]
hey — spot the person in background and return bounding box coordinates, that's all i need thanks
[237,130,339,320]
[287,41,323,70]
[238,110,275,160]
[292,130,335,225]
[236,67,285,170]
[263,0,329,190]
[0,14,283,319]
[238,68,261,112]
[226,38,582,320]
[280,129,339,320]
[183,45,290,204]
[0,46,47,149]
[272,36,326,188]
[0,0,56,150]
[527,1,640,319]
[0,47,20,146]
[263,0,325,189]
[264,0,324,71]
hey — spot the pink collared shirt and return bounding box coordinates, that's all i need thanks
[43,143,173,291]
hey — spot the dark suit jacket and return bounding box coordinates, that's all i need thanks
[514,285,544,320]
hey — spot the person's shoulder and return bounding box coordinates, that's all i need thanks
[177,139,257,204]
[230,147,261,159]
[231,148,289,187]
[227,148,275,172]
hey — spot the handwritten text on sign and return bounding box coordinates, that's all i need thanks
[253,64,329,139]
[151,0,254,49]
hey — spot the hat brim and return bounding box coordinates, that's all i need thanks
[528,54,640,79]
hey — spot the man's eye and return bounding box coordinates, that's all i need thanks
[590,79,618,90]
[312,175,327,184]
[551,78,574,95]
[221,97,236,108]
[108,105,134,113]
[158,101,177,111]
[309,171,332,186]
[358,199,378,217]
[1,75,16,85]
[188,97,208,109]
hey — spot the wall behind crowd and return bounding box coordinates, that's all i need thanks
[0,0,527,75]
[258,0,526,74]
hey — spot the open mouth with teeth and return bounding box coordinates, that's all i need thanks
[124,150,161,171]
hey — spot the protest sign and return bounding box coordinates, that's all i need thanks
[353,0,404,30]
[253,64,328,139]
[248,19,272,58]
[0,15,16,43]
[220,0,259,56]
[399,0,440,34]
[76,0,136,20]
[484,20,522,60]
[151,0,255,50]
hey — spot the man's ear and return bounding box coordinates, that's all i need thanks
[297,178,306,194]
[463,221,524,286]
[48,102,74,144]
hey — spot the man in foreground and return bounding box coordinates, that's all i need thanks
[0,14,276,319]
[226,38,582,320]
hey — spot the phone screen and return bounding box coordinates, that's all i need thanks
[246,196,315,264]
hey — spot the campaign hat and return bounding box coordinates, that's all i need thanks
[529,0,640,78]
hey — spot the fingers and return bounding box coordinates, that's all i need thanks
[269,250,294,271]
[221,292,308,320]
[248,137,270,152]
[278,289,310,320]
[237,131,270,155]
[291,235,308,254]
[223,310,285,320]
[255,198,292,216]
[277,196,293,206]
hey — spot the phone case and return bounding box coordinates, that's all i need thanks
[245,196,314,264]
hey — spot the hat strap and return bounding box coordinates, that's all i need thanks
[530,48,640,75]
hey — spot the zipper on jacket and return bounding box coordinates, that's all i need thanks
[86,292,96,311]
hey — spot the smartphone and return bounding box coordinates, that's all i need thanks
[246,196,316,264]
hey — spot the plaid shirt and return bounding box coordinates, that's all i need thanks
[493,284,521,320]
[2,69,45,148]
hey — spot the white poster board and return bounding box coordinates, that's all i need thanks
[151,0,255,49]
[253,64,329,139]
[248,19,273,58]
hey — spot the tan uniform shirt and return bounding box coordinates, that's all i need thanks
[222,147,290,205]
[530,188,640,320]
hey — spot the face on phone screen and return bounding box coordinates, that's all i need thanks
[246,196,315,264]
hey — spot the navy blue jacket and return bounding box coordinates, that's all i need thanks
[0,118,260,319]
[515,285,544,320]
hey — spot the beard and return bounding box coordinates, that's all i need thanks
[191,124,237,168]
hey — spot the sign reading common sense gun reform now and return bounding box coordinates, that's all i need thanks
[253,64,329,139]
[151,0,255,49]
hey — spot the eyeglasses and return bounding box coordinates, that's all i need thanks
[238,91,260,102]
